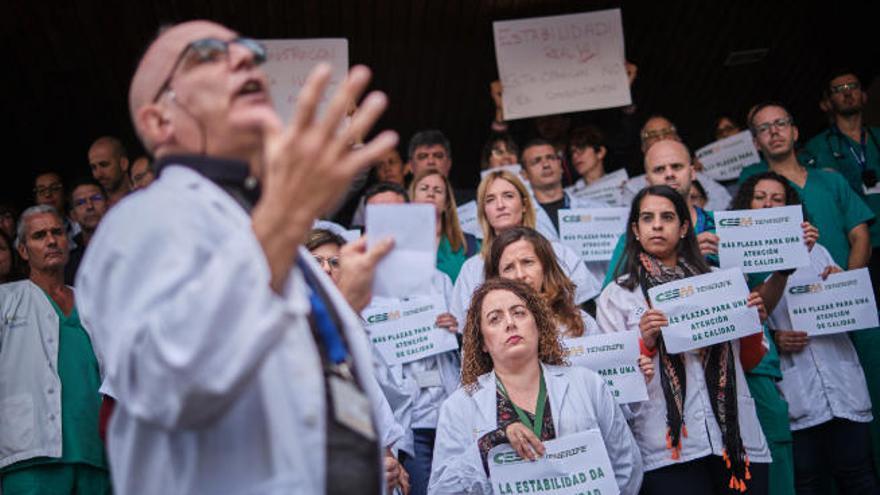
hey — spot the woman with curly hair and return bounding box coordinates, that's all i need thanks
[429,278,642,495]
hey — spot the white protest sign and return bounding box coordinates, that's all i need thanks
[493,9,631,121]
[786,268,879,336]
[366,204,435,298]
[489,430,619,495]
[716,206,810,273]
[649,268,762,353]
[261,39,348,122]
[362,296,458,365]
[457,200,483,239]
[567,168,629,206]
[558,207,628,261]
[563,331,647,404]
[696,131,761,182]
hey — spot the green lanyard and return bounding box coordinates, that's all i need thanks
[496,370,547,438]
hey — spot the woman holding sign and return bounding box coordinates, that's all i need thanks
[429,278,642,494]
[596,185,772,495]
[484,226,600,336]
[733,173,879,493]
[410,169,480,282]
[449,170,601,327]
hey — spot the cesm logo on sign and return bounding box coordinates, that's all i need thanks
[562,214,593,223]
[655,285,695,302]
[719,217,754,227]
[788,283,823,295]
[493,451,525,465]
[367,310,401,324]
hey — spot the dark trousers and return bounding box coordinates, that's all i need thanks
[792,418,880,495]
[640,456,769,495]
[400,428,435,495]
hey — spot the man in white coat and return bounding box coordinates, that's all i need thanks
[75,20,405,495]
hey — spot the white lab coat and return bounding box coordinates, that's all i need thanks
[767,244,873,431]
[623,173,732,212]
[595,277,771,471]
[75,165,402,495]
[366,270,461,456]
[449,241,601,326]
[428,364,643,495]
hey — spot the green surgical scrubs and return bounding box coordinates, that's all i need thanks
[436,234,480,283]
[0,298,110,495]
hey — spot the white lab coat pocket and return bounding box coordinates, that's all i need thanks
[737,396,768,456]
[778,363,811,424]
[0,394,34,452]
[836,362,872,415]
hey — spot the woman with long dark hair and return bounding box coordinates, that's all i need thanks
[597,185,772,495]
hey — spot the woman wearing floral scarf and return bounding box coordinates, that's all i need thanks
[597,185,772,494]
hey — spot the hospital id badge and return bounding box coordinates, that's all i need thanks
[328,375,376,441]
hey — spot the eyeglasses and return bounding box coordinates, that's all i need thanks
[33,184,63,197]
[152,37,268,103]
[72,194,106,208]
[830,81,860,95]
[313,255,340,270]
[753,118,793,135]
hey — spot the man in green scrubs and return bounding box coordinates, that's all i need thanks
[0,206,110,494]
[804,71,880,474]
[739,102,878,482]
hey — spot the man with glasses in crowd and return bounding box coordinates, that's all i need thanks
[75,20,406,494]
[805,70,880,297]
[33,171,80,250]
[128,156,156,191]
[64,178,108,285]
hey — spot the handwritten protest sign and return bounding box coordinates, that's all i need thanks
[261,39,348,122]
[363,296,458,366]
[786,268,879,336]
[558,207,628,261]
[563,331,647,404]
[649,268,762,353]
[489,431,619,495]
[696,131,761,182]
[366,204,435,298]
[716,206,810,273]
[493,9,631,120]
[566,168,629,206]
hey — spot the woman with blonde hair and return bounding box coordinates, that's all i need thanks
[410,169,479,282]
[449,170,600,325]
[429,277,642,494]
